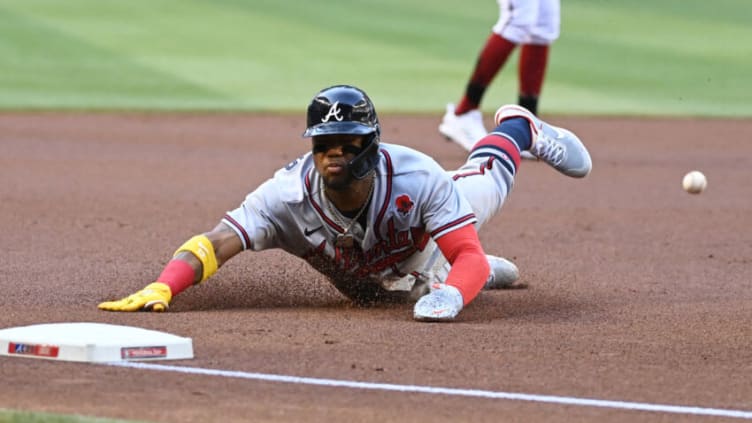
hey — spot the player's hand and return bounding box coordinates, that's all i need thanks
[98,282,172,312]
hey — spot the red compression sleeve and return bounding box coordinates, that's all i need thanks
[435,224,490,305]
[156,259,196,296]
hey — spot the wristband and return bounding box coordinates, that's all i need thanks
[173,234,218,282]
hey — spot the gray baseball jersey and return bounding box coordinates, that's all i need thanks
[223,143,476,296]
[222,142,516,301]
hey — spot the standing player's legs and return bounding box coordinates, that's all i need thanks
[439,0,539,151]
[518,44,549,115]
[518,0,560,115]
[458,0,527,117]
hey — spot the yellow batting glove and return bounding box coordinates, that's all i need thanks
[98,282,173,312]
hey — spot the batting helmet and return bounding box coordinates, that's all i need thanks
[303,85,381,179]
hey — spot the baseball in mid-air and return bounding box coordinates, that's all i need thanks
[682,170,707,194]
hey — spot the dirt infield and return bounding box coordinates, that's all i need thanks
[1,112,750,422]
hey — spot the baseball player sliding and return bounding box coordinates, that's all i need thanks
[99,85,591,321]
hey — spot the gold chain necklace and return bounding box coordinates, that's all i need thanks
[322,175,375,249]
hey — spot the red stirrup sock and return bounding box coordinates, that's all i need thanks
[519,44,549,99]
[456,34,517,115]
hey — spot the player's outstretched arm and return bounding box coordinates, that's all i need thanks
[98,223,243,312]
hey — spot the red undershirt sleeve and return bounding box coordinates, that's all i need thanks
[435,224,490,305]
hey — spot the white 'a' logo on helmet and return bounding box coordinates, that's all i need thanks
[321,101,344,123]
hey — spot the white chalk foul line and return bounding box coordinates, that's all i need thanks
[107,362,752,420]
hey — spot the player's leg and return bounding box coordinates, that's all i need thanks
[495,105,592,177]
[518,44,549,116]
[439,0,534,151]
[446,118,532,289]
[517,40,550,161]
[414,129,524,294]
[515,0,557,160]
[450,118,526,226]
[517,0,560,116]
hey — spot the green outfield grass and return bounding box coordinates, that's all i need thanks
[0,0,749,115]
[0,409,144,423]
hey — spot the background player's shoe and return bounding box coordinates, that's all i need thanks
[439,103,487,151]
[484,255,526,289]
[495,105,592,178]
[413,284,464,322]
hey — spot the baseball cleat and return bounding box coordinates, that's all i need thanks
[413,284,464,322]
[495,105,592,178]
[484,255,525,289]
[439,103,488,151]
